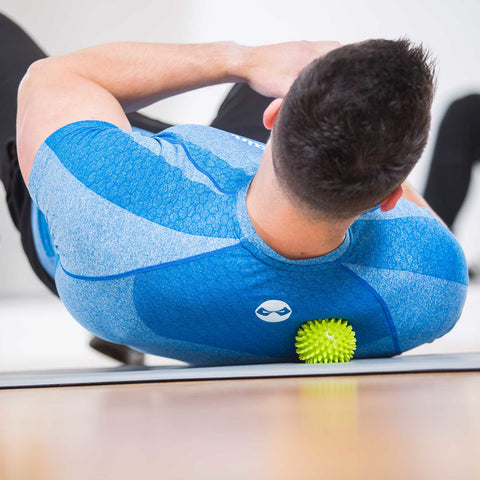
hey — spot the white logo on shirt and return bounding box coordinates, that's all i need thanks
[255,300,292,322]
[231,134,265,150]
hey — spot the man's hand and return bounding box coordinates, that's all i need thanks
[240,41,341,98]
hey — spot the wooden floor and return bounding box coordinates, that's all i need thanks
[1,372,479,480]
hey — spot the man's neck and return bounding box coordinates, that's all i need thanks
[245,144,354,260]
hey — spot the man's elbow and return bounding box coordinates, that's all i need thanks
[17,59,50,110]
[19,58,57,90]
[27,57,51,73]
[16,58,60,186]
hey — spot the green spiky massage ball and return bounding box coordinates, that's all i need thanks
[295,318,357,363]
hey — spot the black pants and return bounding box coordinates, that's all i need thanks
[0,12,272,297]
[423,94,480,229]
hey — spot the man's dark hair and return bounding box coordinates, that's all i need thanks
[272,39,435,220]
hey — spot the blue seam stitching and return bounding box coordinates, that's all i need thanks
[339,263,401,354]
[58,242,243,281]
[158,132,234,195]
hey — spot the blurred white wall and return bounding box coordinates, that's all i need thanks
[1,0,479,297]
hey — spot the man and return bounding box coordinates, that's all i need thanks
[2,13,468,365]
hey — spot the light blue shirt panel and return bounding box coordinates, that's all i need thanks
[346,203,468,284]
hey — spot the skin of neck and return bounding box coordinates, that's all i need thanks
[245,142,357,260]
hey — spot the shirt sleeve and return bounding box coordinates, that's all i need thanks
[29,119,164,206]
[27,120,240,280]
[27,120,174,278]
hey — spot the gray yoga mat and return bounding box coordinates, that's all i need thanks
[1,352,479,389]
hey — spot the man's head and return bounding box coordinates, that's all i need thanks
[265,39,435,220]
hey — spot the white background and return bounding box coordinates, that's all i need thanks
[0,0,479,369]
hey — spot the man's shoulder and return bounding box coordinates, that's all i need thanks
[346,198,467,285]
[29,120,249,280]
[156,124,264,174]
[343,198,468,353]
[356,197,435,223]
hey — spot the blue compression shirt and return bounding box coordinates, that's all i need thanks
[29,120,468,365]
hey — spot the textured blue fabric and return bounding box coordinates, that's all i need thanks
[29,120,468,365]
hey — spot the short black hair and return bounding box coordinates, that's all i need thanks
[272,39,435,219]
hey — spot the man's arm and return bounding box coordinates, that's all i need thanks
[16,40,340,186]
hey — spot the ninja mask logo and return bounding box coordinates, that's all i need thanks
[255,300,292,322]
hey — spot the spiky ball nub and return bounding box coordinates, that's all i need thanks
[295,318,356,363]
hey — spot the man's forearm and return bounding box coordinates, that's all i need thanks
[30,40,340,113]
[36,41,248,112]
[17,39,338,185]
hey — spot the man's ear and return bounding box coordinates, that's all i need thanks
[380,185,404,212]
[263,98,283,130]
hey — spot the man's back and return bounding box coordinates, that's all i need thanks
[29,121,468,365]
